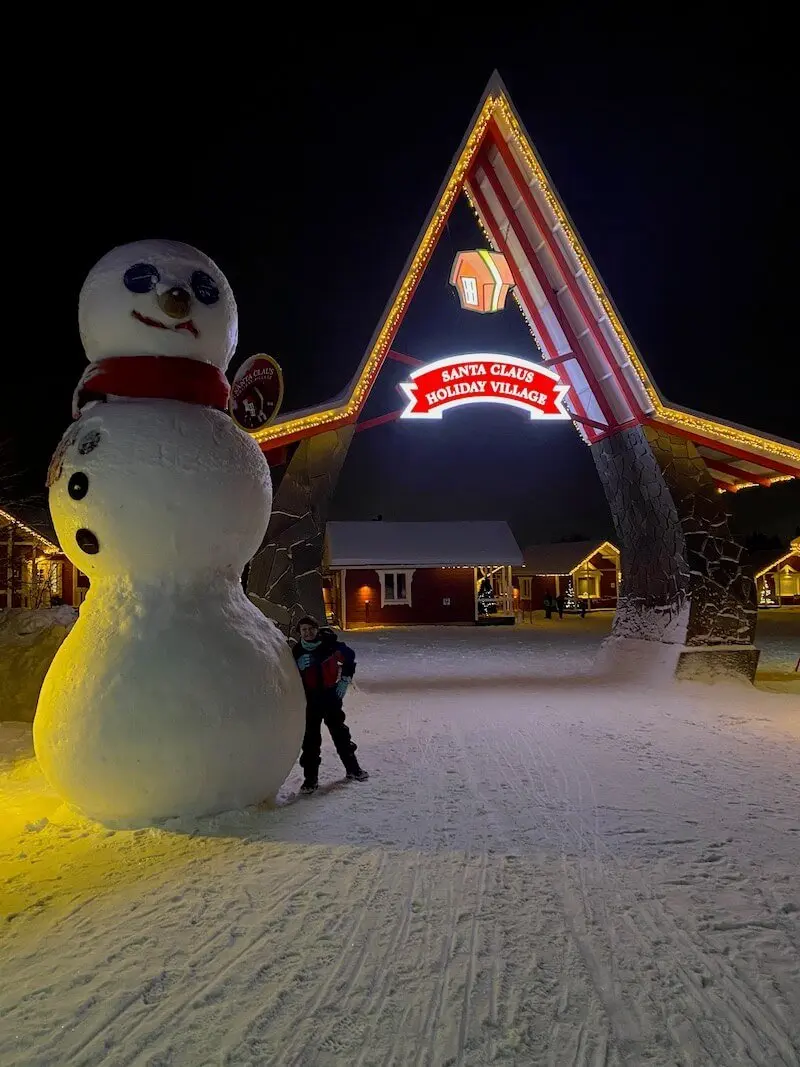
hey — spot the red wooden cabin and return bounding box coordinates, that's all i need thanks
[513,540,620,614]
[324,521,522,629]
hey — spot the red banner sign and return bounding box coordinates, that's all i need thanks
[399,354,569,420]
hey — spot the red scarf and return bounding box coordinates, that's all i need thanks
[74,356,231,416]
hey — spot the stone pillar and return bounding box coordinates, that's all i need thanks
[591,424,759,682]
[247,427,354,635]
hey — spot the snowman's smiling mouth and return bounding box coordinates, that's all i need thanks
[132,310,199,339]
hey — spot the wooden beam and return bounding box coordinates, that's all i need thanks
[540,352,575,367]
[569,414,609,432]
[702,457,772,488]
[355,409,405,433]
[387,349,424,367]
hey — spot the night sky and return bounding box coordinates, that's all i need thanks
[7,21,797,544]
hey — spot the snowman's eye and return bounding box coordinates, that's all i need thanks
[124,263,160,293]
[68,472,89,500]
[191,270,219,306]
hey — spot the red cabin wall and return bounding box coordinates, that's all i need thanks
[513,553,620,612]
[589,552,619,608]
[512,574,557,612]
[0,542,86,609]
[61,559,75,605]
[531,575,557,608]
[1,544,34,608]
[342,568,476,627]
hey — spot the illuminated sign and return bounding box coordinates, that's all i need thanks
[399,354,570,420]
[230,353,284,432]
[450,250,515,313]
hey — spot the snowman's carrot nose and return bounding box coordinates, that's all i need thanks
[158,286,192,319]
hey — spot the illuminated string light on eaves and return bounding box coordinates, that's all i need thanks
[754,549,798,578]
[491,98,660,415]
[253,98,497,446]
[490,97,800,468]
[0,507,61,554]
[252,91,800,474]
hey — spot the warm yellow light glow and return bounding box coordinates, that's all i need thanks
[662,418,799,466]
[253,97,497,446]
[251,90,799,483]
[490,97,800,470]
[0,507,61,554]
[755,550,799,579]
[569,542,620,576]
[0,731,240,920]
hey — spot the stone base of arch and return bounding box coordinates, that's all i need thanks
[247,427,354,636]
[591,424,759,683]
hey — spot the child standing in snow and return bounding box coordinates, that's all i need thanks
[292,616,368,794]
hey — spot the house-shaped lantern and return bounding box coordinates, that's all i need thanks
[449,250,515,313]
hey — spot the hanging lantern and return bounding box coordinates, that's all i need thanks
[449,250,515,313]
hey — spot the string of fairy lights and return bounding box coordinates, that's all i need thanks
[252,97,496,447]
[251,92,800,487]
[0,507,60,553]
[490,99,800,472]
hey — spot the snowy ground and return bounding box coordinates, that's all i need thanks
[1,612,798,1066]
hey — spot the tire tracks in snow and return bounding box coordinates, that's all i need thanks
[549,723,799,1066]
[494,724,626,1064]
[346,852,422,1067]
[274,848,399,1065]
[283,727,445,1065]
[455,849,489,1065]
[414,852,481,1067]
[446,715,613,1067]
[47,856,341,1067]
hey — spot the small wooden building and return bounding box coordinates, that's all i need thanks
[753,537,800,606]
[513,540,620,614]
[324,521,523,629]
[1,504,88,609]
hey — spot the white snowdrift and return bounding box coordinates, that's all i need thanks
[0,607,78,722]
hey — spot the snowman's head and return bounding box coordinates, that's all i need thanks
[79,240,237,371]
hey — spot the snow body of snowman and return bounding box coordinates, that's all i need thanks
[33,239,305,826]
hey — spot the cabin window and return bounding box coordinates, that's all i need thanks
[378,570,414,607]
[777,567,800,597]
[576,570,601,599]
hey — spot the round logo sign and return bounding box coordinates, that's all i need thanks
[229,354,284,432]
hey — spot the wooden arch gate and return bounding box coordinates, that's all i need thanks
[247,74,800,681]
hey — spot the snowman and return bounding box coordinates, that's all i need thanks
[33,239,306,826]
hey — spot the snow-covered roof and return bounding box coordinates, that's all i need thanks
[0,500,60,552]
[749,542,800,577]
[518,540,618,575]
[326,521,523,567]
